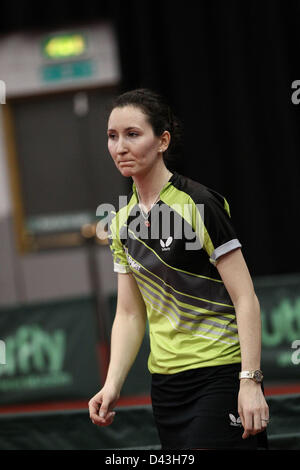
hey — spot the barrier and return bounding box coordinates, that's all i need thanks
[0,272,299,407]
[0,394,299,450]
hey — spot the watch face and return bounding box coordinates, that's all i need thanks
[253,370,263,382]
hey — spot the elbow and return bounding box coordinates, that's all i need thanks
[233,291,260,312]
[116,306,147,327]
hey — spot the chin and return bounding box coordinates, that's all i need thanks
[119,167,136,178]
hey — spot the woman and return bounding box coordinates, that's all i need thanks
[88,88,269,450]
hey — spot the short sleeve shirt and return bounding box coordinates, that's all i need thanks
[108,171,242,374]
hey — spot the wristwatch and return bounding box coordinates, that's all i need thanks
[239,370,264,383]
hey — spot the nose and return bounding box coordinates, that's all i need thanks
[116,136,128,155]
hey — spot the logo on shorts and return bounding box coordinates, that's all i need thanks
[229,413,242,427]
[160,237,173,251]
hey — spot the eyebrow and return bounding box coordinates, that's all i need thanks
[107,126,142,132]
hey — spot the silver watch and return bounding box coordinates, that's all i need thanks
[239,370,263,383]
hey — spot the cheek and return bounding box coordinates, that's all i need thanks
[108,141,116,158]
[136,139,158,160]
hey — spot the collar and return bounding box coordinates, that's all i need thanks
[132,171,177,202]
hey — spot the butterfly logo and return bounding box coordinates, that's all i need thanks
[160,237,173,251]
[229,414,242,427]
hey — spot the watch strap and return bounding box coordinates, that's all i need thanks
[239,371,254,379]
[239,370,263,382]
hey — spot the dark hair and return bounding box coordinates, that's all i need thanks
[110,88,183,169]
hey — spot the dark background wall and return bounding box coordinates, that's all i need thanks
[1,0,299,277]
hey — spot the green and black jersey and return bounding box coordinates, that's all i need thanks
[108,171,242,374]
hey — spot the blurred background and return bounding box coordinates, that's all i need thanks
[0,0,300,450]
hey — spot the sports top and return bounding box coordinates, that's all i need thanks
[108,171,242,374]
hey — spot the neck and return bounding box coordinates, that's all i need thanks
[133,162,172,210]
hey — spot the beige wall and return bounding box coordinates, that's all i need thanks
[0,22,120,307]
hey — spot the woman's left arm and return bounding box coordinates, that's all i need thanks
[216,248,269,440]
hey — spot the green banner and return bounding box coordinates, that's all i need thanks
[0,296,101,405]
[0,273,299,408]
[254,273,300,382]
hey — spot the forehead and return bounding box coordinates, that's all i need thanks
[108,105,151,130]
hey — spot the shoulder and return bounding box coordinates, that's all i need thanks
[174,172,228,208]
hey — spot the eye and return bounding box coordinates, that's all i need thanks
[128,132,139,138]
[108,133,116,140]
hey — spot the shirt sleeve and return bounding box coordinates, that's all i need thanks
[108,213,132,274]
[201,189,242,265]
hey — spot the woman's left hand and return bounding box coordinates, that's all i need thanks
[238,380,269,439]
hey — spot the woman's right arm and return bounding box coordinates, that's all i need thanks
[88,272,147,426]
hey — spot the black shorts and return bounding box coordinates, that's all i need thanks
[151,363,268,450]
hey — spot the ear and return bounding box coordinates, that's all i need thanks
[159,130,171,153]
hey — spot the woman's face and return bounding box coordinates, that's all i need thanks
[107,105,163,178]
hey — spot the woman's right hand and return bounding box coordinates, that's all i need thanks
[88,273,147,427]
[88,384,120,426]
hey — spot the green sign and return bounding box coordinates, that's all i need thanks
[26,211,99,234]
[41,60,94,83]
[42,33,87,59]
[0,325,71,392]
[0,297,101,404]
[255,273,300,380]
